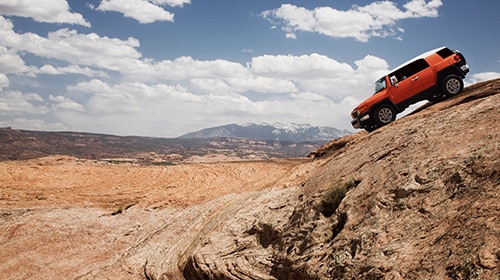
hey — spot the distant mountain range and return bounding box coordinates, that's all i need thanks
[180,123,351,142]
[0,123,350,162]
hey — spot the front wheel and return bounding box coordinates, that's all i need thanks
[442,75,464,97]
[373,104,397,127]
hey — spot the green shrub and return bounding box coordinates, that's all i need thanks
[319,186,346,217]
[319,178,360,217]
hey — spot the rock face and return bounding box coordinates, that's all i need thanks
[180,79,500,279]
[0,79,499,279]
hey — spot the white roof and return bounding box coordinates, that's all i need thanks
[389,46,446,73]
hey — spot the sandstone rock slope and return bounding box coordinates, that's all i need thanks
[0,79,499,279]
[182,78,500,279]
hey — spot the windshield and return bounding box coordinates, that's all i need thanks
[374,77,386,93]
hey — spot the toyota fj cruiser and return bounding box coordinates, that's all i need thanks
[350,47,469,132]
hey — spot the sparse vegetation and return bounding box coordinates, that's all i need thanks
[319,178,360,217]
[111,204,135,216]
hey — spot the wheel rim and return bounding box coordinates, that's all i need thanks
[378,107,393,124]
[446,78,461,95]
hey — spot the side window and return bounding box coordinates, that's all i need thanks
[390,66,412,85]
[437,48,454,59]
[408,59,429,74]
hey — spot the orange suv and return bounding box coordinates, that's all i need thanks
[350,47,469,132]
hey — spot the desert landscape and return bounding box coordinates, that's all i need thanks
[1,79,499,279]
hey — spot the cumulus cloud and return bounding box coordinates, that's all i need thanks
[95,0,187,23]
[0,91,48,115]
[250,53,354,79]
[0,17,141,72]
[0,73,8,89]
[0,45,35,75]
[38,65,108,78]
[466,72,500,85]
[49,95,86,112]
[262,0,443,42]
[152,0,191,7]
[0,0,90,27]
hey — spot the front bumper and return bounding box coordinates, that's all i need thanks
[351,113,371,129]
[351,118,361,129]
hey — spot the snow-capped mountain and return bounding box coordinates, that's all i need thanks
[179,123,351,142]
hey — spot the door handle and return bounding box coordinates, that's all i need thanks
[412,76,419,81]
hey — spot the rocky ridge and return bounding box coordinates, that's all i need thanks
[0,79,499,279]
[180,79,500,279]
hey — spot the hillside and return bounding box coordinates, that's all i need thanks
[0,129,322,163]
[0,79,498,279]
[179,122,350,142]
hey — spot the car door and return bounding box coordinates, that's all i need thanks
[411,59,433,91]
[388,62,425,105]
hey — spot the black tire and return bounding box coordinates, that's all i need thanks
[442,75,464,97]
[373,104,397,127]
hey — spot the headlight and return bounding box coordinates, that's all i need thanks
[360,114,370,121]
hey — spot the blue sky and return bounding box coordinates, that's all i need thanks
[0,0,498,137]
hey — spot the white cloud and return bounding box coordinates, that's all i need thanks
[227,76,298,94]
[403,0,442,17]
[152,0,191,7]
[0,17,141,71]
[38,65,108,78]
[0,73,8,89]
[466,72,500,85]
[250,53,354,79]
[0,0,90,27]
[147,56,248,81]
[96,0,175,23]
[0,90,48,115]
[49,95,86,112]
[0,45,34,74]
[248,53,389,99]
[291,91,328,102]
[262,0,443,42]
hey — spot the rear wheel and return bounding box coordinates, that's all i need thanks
[373,104,396,127]
[442,75,463,97]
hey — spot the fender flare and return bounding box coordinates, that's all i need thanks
[367,98,401,115]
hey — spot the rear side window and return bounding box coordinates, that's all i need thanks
[408,59,429,73]
[437,48,454,58]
